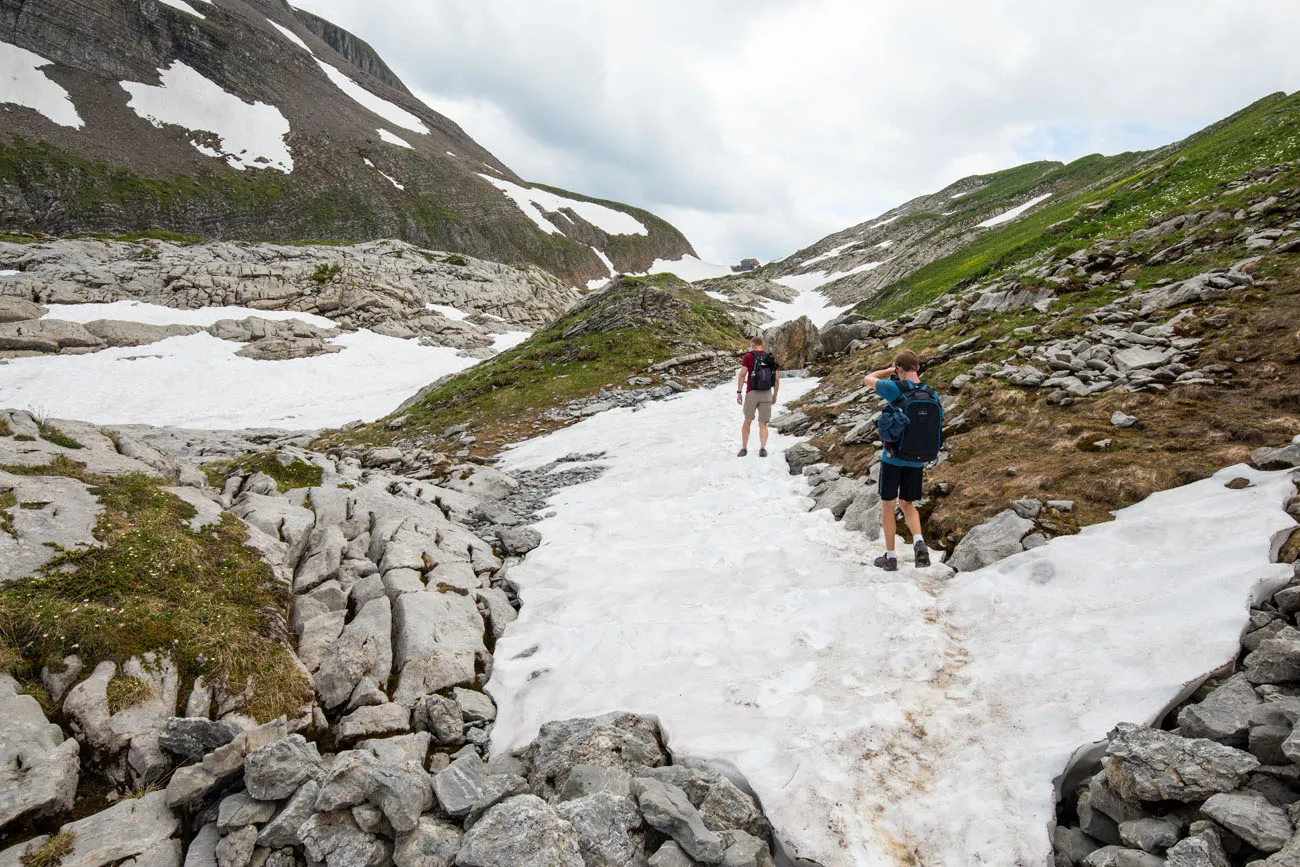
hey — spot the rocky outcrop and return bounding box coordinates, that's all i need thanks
[0,238,579,353]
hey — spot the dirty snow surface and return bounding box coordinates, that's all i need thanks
[315,60,428,135]
[646,256,734,282]
[488,380,1296,866]
[0,40,84,128]
[122,62,293,172]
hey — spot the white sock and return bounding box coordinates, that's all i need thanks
[884,550,897,560]
[914,538,926,548]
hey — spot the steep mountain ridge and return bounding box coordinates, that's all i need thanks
[0,0,694,285]
[742,92,1300,317]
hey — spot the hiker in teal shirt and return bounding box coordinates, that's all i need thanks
[863,349,941,571]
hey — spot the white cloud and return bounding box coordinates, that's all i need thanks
[294,0,1300,263]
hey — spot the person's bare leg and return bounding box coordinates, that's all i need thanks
[881,499,899,552]
[758,421,769,450]
[741,419,752,449]
[899,501,923,541]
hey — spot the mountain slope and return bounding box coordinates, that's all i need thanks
[0,0,694,285]
[750,92,1300,316]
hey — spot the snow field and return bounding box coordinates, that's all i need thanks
[377,128,413,149]
[477,174,648,237]
[121,62,293,173]
[314,59,428,135]
[487,381,1297,865]
[425,303,470,321]
[156,0,204,18]
[646,256,735,282]
[977,192,1053,228]
[800,241,858,267]
[2,302,531,428]
[0,41,84,129]
[363,157,404,190]
[267,20,311,52]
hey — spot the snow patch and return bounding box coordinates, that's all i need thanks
[267,20,310,52]
[704,290,728,302]
[477,174,647,237]
[0,270,21,277]
[590,246,616,277]
[876,240,894,248]
[799,241,857,268]
[446,150,456,157]
[425,303,469,321]
[121,62,293,173]
[42,301,337,329]
[646,256,733,283]
[491,331,531,352]
[156,0,205,18]
[488,383,1296,865]
[376,128,413,149]
[977,193,1053,228]
[315,59,428,135]
[868,214,900,229]
[0,329,486,429]
[0,41,84,129]
[363,157,404,190]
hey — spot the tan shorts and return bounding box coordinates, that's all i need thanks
[743,389,773,423]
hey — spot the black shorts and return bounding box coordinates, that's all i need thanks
[879,462,923,502]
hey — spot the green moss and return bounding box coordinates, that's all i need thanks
[310,263,342,284]
[13,434,35,442]
[0,418,10,437]
[443,254,468,267]
[38,424,84,450]
[202,452,324,492]
[0,490,15,538]
[0,472,312,722]
[0,455,87,477]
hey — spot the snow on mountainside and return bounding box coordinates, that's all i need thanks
[0,0,694,285]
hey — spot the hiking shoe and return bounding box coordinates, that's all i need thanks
[914,541,931,568]
[737,448,748,457]
[759,448,768,457]
[873,554,899,572]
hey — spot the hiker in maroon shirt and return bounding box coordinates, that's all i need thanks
[736,336,779,457]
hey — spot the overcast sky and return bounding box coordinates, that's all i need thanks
[296,0,1300,264]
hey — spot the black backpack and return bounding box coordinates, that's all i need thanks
[887,383,943,463]
[749,352,778,391]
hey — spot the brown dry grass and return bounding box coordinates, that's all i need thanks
[805,256,1300,547]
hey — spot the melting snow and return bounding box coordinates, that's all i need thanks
[363,157,404,190]
[646,256,733,283]
[876,240,894,248]
[868,214,900,229]
[978,193,1053,228]
[446,150,457,157]
[0,270,21,277]
[491,331,531,352]
[590,246,616,276]
[488,381,1297,866]
[315,59,428,135]
[121,62,293,173]
[0,41,84,128]
[267,20,310,52]
[425,303,469,321]
[377,128,413,149]
[42,301,338,328]
[156,0,205,17]
[477,175,648,237]
[704,290,728,302]
[799,241,858,268]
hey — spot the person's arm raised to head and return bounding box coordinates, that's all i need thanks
[863,366,895,389]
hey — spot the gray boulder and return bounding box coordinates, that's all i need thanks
[556,793,646,867]
[0,675,80,829]
[314,596,393,710]
[456,795,584,867]
[496,527,541,556]
[244,735,322,801]
[257,780,320,849]
[784,443,822,476]
[216,792,275,831]
[809,478,861,519]
[527,713,669,799]
[1119,816,1182,853]
[431,753,525,821]
[337,703,411,743]
[1165,830,1229,867]
[1111,412,1139,429]
[412,694,464,745]
[560,765,634,801]
[1053,826,1101,865]
[1082,847,1166,867]
[632,777,725,864]
[1200,790,1293,852]
[391,590,485,704]
[948,509,1035,572]
[841,487,883,540]
[214,825,257,867]
[648,842,697,867]
[358,732,431,765]
[1178,674,1261,746]
[393,816,462,867]
[42,790,178,867]
[158,717,241,761]
[0,296,44,322]
[82,319,202,347]
[1105,723,1259,803]
[315,751,434,834]
[764,316,820,369]
[1245,632,1300,685]
[297,811,390,867]
[1254,444,1300,471]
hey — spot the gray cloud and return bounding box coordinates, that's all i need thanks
[296,0,1300,263]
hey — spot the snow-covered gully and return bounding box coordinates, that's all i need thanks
[486,380,1297,866]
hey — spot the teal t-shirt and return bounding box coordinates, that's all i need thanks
[874,379,937,468]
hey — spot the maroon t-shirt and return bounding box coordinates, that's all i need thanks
[741,351,763,392]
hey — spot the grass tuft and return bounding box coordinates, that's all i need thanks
[38,424,84,450]
[106,674,153,713]
[202,452,323,492]
[20,832,75,867]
